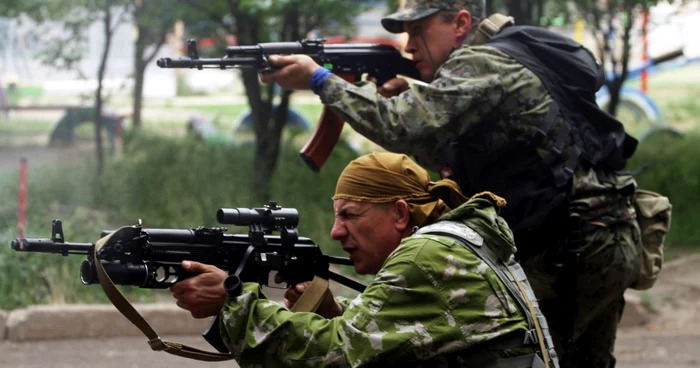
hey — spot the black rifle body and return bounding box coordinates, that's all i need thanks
[157,39,420,85]
[11,204,364,292]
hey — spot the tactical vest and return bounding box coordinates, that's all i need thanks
[440,15,638,246]
[416,221,559,368]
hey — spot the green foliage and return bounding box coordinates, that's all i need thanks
[0,118,54,137]
[175,0,372,200]
[0,161,156,310]
[628,132,700,248]
[98,131,357,248]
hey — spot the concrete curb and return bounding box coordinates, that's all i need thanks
[0,283,654,342]
[4,303,212,342]
[0,309,7,341]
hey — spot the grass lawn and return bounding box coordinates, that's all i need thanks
[0,118,54,136]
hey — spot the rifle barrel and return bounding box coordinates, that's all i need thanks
[11,238,93,255]
[156,57,259,69]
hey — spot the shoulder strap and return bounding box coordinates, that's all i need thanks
[472,13,515,46]
[416,221,559,368]
[93,226,328,361]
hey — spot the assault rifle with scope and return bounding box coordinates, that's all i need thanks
[11,202,365,361]
[156,39,420,172]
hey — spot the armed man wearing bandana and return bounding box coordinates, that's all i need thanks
[171,152,558,367]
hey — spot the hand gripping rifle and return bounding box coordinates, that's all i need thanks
[156,39,421,171]
[11,201,365,361]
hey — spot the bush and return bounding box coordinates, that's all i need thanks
[628,131,700,248]
[0,207,156,310]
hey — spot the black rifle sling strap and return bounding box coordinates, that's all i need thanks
[93,226,329,361]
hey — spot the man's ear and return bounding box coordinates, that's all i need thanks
[393,200,411,231]
[454,10,473,40]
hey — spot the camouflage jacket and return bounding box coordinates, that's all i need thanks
[319,44,554,171]
[319,45,633,235]
[218,198,534,367]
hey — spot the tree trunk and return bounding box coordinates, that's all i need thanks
[94,5,114,175]
[506,0,535,25]
[252,89,292,201]
[485,0,495,16]
[604,8,634,117]
[133,36,145,128]
[244,70,275,201]
[229,2,303,201]
[131,3,166,130]
[233,5,276,201]
[606,77,623,116]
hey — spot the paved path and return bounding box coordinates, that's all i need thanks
[0,335,238,368]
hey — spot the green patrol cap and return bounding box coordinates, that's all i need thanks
[381,0,485,34]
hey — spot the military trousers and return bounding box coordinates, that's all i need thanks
[520,221,642,368]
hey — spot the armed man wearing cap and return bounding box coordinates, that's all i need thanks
[171,152,558,367]
[259,1,643,367]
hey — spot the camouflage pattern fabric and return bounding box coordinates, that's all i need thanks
[218,198,538,367]
[319,45,558,172]
[317,41,641,367]
[381,0,486,33]
[520,168,642,368]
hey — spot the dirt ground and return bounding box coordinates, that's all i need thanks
[614,253,700,367]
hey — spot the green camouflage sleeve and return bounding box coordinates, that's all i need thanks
[335,296,353,312]
[319,46,531,170]
[218,235,529,367]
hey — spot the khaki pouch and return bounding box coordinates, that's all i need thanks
[631,189,672,290]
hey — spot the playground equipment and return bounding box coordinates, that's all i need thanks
[595,49,692,140]
[577,7,697,141]
[48,106,125,147]
[0,103,126,155]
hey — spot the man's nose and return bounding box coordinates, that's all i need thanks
[330,219,347,240]
[404,37,417,54]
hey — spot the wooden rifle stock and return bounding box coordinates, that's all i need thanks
[300,74,355,172]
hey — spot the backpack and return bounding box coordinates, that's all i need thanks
[441,15,638,241]
[631,189,672,290]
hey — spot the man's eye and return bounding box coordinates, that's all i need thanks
[410,27,422,37]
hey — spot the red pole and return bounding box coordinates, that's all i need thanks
[641,9,649,93]
[18,157,27,238]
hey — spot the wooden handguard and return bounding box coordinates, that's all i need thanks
[299,74,356,172]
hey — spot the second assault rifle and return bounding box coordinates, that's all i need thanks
[11,202,365,361]
[157,39,421,171]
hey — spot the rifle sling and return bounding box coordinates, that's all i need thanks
[472,13,515,46]
[505,266,551,368]
[93,226,329,362]
[290,276,329,313]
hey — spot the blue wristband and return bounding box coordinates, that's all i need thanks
[310,67,332,95]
